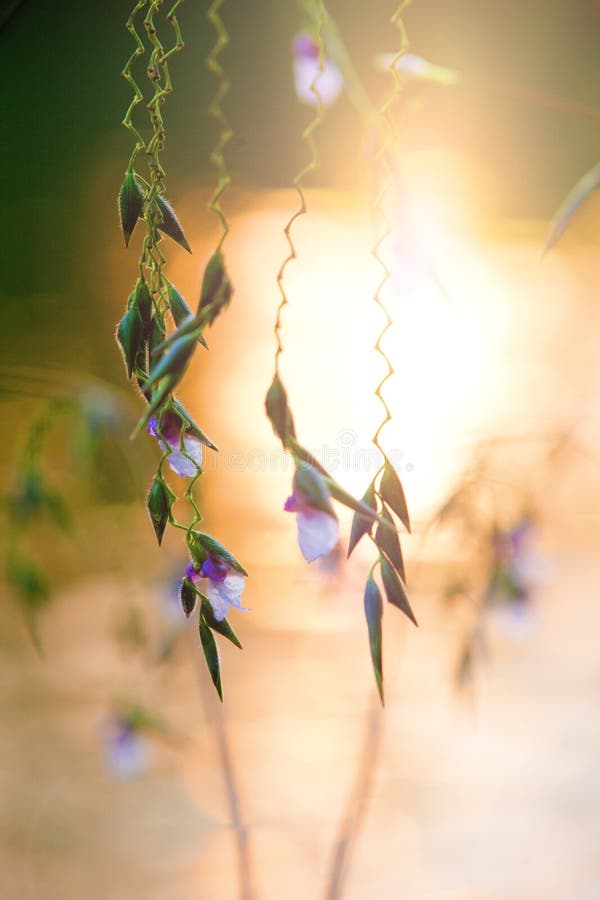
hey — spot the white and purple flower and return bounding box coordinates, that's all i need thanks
[147,410,202,477]
[185,557,248,622]
[102,715,149,780]
[293,33,344,108]
[284,468,339,563]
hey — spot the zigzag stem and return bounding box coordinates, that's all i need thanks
[122,0,148,173]
[370,2,411,478]
[274,1,327,376]
[206,0,232,250]
[143,0,185,316]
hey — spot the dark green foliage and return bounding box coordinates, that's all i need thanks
[117,303,144,380]
[200,617,222,700]
[364,576,384,704]
[156,195,192,253]
[118,169,145,247]
[201,596,243,649]
[146,475,176,545]
[180,578,197,617]
[265,374,296,446]
[380,556,417,626]
[198,250,232,326]
[188,531,248,575]
[348,481,377,557]
[375,506,405,582]
[293,464,336,517]
[380,460,411,533]
[166,279,193,326]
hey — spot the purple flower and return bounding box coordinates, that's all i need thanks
[284,486,339,563]
[147,410,202,477]
[102,715,149,780]
[293,33,343,108]
[186,558,247,622]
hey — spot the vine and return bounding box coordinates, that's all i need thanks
[117,0,243,699]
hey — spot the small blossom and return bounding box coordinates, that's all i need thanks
[147,410,202,477]
[284,487,339,563]
[186,558,248,622]
[484,516,546,640]
[293,33,344,108]
[102,715,149,780]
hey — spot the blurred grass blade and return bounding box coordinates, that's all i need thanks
[545,161,600,255]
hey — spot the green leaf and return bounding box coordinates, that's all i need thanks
[167,279,192,325]
[170,398,218,450]
[118,169,145,247]
[348,481,377,557]
[380,461,411,533]
[325,476,388,527]
[165,281,208,348]
[375,506,405,582]
[180,578,197,617]
[135,279,153,339]
[116,303,144,380]
[148,316,166,376]
[188,531,248,576]
[141,330,197,395]
[198,250,233,326]
[293,464,336,518]
[265,374,296,446]
[8,555,49,613]
[200,617,223,700]
[380,556,417,626]
[364,576,384,704]
[146,475,176,545]
[545,161,600,255]
[156,194,192,253]
[200,596,243,649]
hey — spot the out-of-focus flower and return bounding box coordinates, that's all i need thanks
[293,34,344,108]
[284,466,339,563]
[147,410,202,477]
[374,52,459,86]
[484,516,546,640]
[185,558,248,622]
[102,715,149,780]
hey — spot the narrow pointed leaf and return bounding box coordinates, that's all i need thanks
[167,279,192,325]
[201,596,243,649]
[364,576,384,704]
[198,250,233,326]
[545,161,600,254]
[265,374,296,445]
[180,578,197,617]
[146,475,176,545]
[375,505,405,582]
[118,169,145,247]
[294,464,336,518]
[156,194,192,252]
[166,280,208,348]
[170,398,218,450]
[380,461,411,533]
[380,556,417,626]
[348,481,377,557]
[200,617,222,700]
[142,331,197,394]
[116,304,144,379]
[149,316,166,375]
[188,531,248,576]
[135,279,153,339]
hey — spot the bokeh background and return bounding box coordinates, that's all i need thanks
[2,1,600,898]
